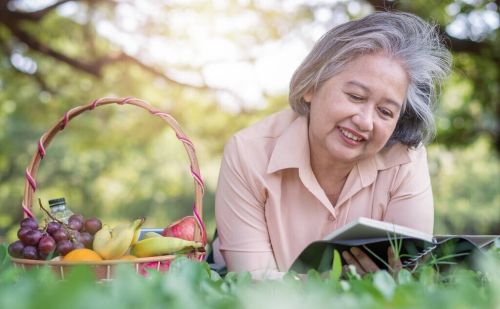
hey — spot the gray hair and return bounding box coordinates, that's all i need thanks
[289,11,452,147]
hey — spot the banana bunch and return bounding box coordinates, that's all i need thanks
[93,218,145,260]
[131,232,203,258]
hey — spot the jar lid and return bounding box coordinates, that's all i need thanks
[48,198,66,207]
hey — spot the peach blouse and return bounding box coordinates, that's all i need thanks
[215,109,434,273]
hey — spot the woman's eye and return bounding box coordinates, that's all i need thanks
[348,94,363,102]
[379,108,394,118]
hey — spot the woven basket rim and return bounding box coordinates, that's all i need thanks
[20,97,206,244]
[11,251,205,266]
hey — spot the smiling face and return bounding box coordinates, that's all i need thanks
[304,53,409,168]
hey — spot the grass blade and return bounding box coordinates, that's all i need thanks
[330,249,342,281]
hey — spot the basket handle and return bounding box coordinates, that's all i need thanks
[22,97,206,244]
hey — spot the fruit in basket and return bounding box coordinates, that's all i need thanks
[24,229,43,246]
[69,213,85,224]
[9,217,46,260]
[131,236,203,258]
[143,231,163,239]
[84,217,103,235]
[8,240,25,258]
[93,218,145,260]
[56,239,74,256]
[77,232,94,249]
[38,235,56,255]
[8,201,105,260]
[46,221,61,235]
[22,246,39,259]
[162,216,199,241]
[51,228,69,242]
[44,212,101,257]
[73,242,85,250]
[17,228,32,243]
[20,217,39,230]
[68,216,83,231]
[62,248,103,262]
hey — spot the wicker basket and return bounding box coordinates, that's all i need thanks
[10,97,207,280]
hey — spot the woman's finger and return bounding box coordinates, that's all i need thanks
[342,250,366,276]
[350,247,380,273]
[388,247,402,274]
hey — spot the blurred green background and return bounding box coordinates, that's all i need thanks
[0,0,498,243]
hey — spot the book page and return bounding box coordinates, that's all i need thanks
[435,235,499,248]
[322,217,434,243]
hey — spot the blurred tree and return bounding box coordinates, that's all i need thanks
[1,0,497,151]
[0,0,215,92]
[0,0,498,240]
[0,0,303,239]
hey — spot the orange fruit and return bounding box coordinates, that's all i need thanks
[62,248,103,262]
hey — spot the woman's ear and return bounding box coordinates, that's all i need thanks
[303,90,313,103]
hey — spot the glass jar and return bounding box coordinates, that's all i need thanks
[48,197,74,224]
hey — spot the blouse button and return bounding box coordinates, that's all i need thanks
[328,214,335,221]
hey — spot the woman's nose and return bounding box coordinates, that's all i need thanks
[352,107,374,132]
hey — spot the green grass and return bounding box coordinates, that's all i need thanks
[0,243,499,309]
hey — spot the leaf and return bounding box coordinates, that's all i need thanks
[0,244,9,270]
[209,269,222,281]
[317,246,334,272]
[339,280,351,292]
[418,266,436,287]
[167,259,213,280]
[330,249,342,281]
[373,271,396,300]
[345,265,361,280]
[223,271,252,289]
[306,269,322,282]
[397,269,413,285]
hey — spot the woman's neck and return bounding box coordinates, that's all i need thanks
[309,144,355,206]
[310,150,353,183]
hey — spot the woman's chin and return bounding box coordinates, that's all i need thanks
[327,148,362,165]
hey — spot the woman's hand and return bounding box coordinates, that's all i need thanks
[341,247,402,276]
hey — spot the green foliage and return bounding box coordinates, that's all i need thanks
[0,245,498,308]
[0,0,498,242]
[330,249,342,281]
[429,138,500,234]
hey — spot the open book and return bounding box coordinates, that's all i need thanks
[290,217,498,273]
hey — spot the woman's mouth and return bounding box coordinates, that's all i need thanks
[338,127,365,144]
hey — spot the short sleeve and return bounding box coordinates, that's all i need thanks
[215,136,279,272]
[383,146,434,234]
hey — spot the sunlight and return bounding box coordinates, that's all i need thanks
[88,0,322,110]
[13,0,498,110]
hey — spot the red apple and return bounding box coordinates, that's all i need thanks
[162,216,199,241]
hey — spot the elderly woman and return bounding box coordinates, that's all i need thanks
[214,11,451,279]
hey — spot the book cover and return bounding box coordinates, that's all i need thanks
[290,217,498,273]
[321,217,435,243]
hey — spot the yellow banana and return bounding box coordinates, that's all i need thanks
[142,231,163,239]
[93,218,145,260]
[131,221,144,245]
[131,236,203,258]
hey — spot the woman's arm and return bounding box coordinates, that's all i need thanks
[215,136,282,277]
[383,146,434,234]
[342,147,433,275]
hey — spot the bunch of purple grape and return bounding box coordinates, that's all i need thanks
[8,215,103,260]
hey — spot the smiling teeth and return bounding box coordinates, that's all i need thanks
[340,128,361,141]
